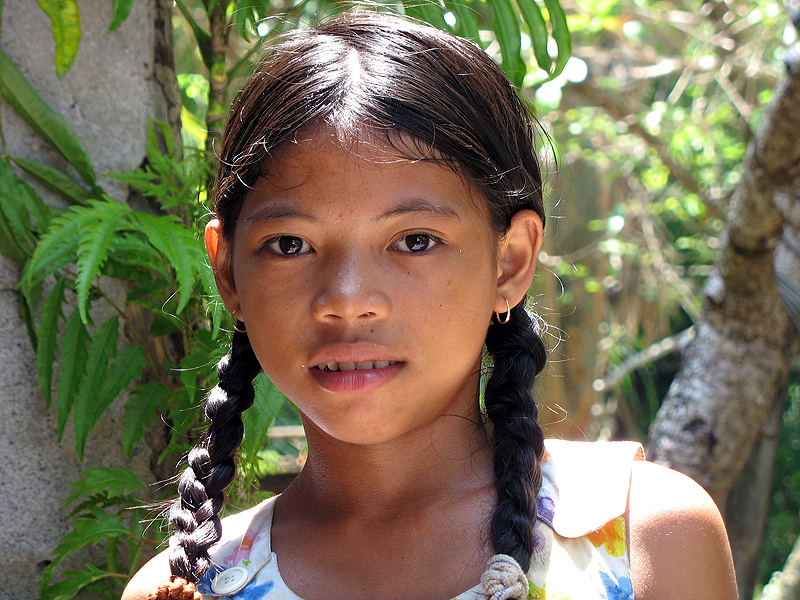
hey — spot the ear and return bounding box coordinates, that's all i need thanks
[205,219,240,314]
[494,209,544,313]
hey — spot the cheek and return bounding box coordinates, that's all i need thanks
[411,254,497,340]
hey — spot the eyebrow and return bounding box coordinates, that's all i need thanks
[242,197,461,225]
[242,205,321,224]
[374,198,460,221]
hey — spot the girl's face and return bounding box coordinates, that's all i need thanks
[207,132,542,446]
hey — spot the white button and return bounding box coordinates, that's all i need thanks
[211,566,249,595]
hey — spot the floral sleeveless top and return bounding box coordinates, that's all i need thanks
[195,440,643,600]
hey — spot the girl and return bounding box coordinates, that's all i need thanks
[124,12,737,600]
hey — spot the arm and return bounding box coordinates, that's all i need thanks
[628,460,738,600]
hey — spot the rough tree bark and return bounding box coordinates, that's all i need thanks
[646,41,800,597]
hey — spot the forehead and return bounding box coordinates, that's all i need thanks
[241,130,489,219]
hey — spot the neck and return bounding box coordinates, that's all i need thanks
[282,407,494,521]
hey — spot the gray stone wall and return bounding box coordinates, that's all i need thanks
[0,2,171,598]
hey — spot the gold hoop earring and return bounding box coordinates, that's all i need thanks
[232,309,247,333]
[495,297,512,324]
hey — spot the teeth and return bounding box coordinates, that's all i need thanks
[316,360,396,372]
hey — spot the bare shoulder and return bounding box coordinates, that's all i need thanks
[121,549,171,600]
[627,460,737,600]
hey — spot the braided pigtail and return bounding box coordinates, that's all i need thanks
[481,301,546,596]
[167,329,262,583]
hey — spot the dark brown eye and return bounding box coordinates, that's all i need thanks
[395,233,440,253]
[265,236,311,255]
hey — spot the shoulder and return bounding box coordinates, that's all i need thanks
[121,549,171,600]
[627,461,738,600]
[121,498,275,600]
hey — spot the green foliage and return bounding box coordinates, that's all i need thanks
[108,0,136,33]
[37,278,66,407]
[13,156,92,205]
[759,378,800,583]
[40,467,152,599]
[0,48,96,184]
[0,156,49,265]
[491,0,527,86]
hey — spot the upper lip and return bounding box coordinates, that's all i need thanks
[307,343,402,368]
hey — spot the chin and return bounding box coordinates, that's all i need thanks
[304,413,411,447]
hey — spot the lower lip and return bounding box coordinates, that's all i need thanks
[309,362,404,393]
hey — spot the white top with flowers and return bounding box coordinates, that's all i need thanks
[195,439,644,600]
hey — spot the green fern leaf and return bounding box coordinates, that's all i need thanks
[108,233,171,280]
[49,514,129,571]
[22,204,94,293]
[56,307,89,440]
[37,277,67,407]
[75,200,131,323]
[122,382,168,458]
[72,317,119,460]
[135,211,204,313]
[95,345,146,421]
[64,466,145,507]
[40,564,118,600]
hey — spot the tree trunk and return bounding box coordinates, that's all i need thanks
[725,394,785,599]
[646,43,800,507]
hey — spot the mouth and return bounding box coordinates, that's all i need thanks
[313,360,400,372]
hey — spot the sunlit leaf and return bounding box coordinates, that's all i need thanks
[242,374,284,460]
[516,0,552,74]
[444,0,482,46]
[542,0,570,77]
[36,0,81,77]
[403,0,450,31]
[490,0,525,86]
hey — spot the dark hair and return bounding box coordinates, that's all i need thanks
[168,11,547,584]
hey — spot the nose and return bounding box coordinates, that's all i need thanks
[310,252,391,324]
